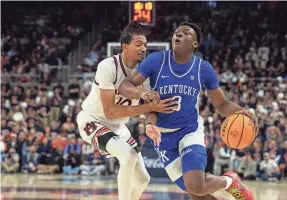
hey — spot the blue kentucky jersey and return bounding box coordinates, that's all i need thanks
[137,50,219,131]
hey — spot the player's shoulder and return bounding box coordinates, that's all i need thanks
[197,57,213,68]
[98,56,116,68]
[96,55,119,77]
[146,50,167,60]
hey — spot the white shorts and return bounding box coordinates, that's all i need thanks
[77,110,134,147]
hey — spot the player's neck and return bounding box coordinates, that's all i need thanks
[173,51,193,64]
[121,53,137,69]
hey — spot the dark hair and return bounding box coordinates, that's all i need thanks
[178,22,203,47]
[120,21,151,46]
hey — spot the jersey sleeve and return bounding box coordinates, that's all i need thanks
[200,60,219,90]
[96,60,116,90]
[136,52,163,78]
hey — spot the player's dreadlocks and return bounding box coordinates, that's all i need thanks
[120,21,151,46]
[178,22,203,47]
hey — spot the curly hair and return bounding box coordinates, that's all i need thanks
[120,21,151,46]
[178,22,203,47]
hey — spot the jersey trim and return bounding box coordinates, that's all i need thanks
[94,56,118,85]
[195,58,204,131]
[168,50,196,78]
[119,54,128,77]
[152,51,166,90]
[198,59,202,91]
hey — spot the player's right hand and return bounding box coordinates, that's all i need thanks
[149,97,178,113]
[146,124,161,146]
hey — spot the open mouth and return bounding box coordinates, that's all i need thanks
[174,38,181,45]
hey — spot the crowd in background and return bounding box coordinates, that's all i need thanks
[1,1,287,181]
[1,2,92,83]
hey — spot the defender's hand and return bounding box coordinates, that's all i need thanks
[139,89,160,104]
[146,124,161,146]
[149,97,178,113]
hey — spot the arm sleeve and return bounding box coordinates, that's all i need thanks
[96,60,116,90]
[200,60,219,90]
[136,52,162,78]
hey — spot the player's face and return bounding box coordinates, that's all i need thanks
[172,25,198,52]
[125,35,147,62]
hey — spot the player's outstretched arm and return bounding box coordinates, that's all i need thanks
[101,89,177,119]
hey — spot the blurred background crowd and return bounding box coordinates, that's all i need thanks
[1,1,287,182]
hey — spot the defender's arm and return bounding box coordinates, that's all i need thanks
[118,69,147,99]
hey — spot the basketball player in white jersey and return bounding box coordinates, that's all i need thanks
[77,21,178,200]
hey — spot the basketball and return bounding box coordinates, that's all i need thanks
[220,113,256,149]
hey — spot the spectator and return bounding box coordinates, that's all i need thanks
[23,145,40,173]
[1,147,20,173]
[38,137,52,164]
[37,146,64,174]
[213,142,232,175]
[279,153,287,179]
[237,152,257,180]
[230,149,245,171]
[63,137,81,160]
[63,152,81,175]
[80,149,106,175]
[258,152,281,181]
[68,78,81,100]
[266,139,281,163]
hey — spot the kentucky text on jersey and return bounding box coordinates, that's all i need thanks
[159,85,197,96]
[136,50,219,131]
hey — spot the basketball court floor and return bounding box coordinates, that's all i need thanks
[1,174,286,200]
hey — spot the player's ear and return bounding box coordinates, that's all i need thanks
[193,42,198,49]
[122,43,128,51]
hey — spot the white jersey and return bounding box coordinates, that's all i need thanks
[81,54,150,130]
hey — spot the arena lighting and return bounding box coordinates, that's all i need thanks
[129,1,155,26]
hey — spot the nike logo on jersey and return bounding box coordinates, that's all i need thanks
[161,75,170,78]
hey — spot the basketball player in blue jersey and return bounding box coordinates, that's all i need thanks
[119,22,258,200]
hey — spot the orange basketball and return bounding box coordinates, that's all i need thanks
[220,113,256,149]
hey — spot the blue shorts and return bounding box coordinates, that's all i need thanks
[154,125,207,191]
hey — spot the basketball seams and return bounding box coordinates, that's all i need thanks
[236,114,245,149]
[226,114,239,147]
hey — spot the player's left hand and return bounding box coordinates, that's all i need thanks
[236,109,259,136]
[146,124,161,146]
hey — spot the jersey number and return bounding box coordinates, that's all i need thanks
[84,122,97,136]
[173,96,182,111]
[116,97,132,106]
